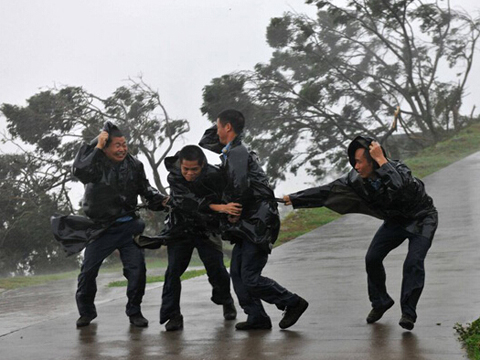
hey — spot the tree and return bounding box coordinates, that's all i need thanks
[0,153,75,276]
[201,0,480,182]
[2,77,189,194]
[0,78,188,274]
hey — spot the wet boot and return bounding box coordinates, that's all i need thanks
[129,312,149,327]
[223,302,237,320]
[366,299,394,324]
[279,297,309,329]
[165,314,183,331]
[76,314,97,327]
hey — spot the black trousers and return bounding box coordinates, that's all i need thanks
[160,236,233,324]
[365,221,434,320]
[230,239,299,324]
[76,219,146,318]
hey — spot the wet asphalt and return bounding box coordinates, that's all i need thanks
[1,152,480,359]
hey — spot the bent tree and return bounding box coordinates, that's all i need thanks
[0,78,188,274]
[202,0,480,182]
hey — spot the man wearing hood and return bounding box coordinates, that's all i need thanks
[200,109,309,331]
[284,136,438,330]
[159,145,237,331]
[72,122,167,328]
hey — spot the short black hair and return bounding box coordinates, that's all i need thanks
[358,147,379,170]
[105,125,125,148]
[178,145,207,166]
[217,109,245,134]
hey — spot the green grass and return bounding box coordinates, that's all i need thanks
[0,270,79,290]
[277,122,480,244]
[276,207,341,247]
[108,269,208,287]
[403,123,480,178]
[455,319,480,360]
[107,259,230,287]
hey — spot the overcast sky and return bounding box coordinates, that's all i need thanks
[1,0,479,196]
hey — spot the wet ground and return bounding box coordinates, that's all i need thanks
[1,152,480,359]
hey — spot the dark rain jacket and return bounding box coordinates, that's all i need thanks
[288,136,438,240]
[199,125,280,253]
[72,142,165,222]
[52,122,165,255]
[158,153,225,251]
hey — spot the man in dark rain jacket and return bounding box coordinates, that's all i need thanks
[200,109,309,330]
[159,145,237,331]
[72,122,166,328]
[284,136,438,331]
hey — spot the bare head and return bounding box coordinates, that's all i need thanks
[178,145,207,182]
[216,109,245,145]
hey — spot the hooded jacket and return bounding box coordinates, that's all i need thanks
[199,125,280,253]
[72,123,165,223]
[159,153,225,250]
[289,136,437,240]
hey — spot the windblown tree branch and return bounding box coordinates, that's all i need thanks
[0,78,189,274]
[201,0,480,182]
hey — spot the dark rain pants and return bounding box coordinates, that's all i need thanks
[76,219,146,318]
[365,221,434,321]
[230,239,300,324]
[160,236,234,324]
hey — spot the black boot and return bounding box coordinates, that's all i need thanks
[366,299,394,324]
[399,314,415,330]
[76,314,97,327]
[165,314,184,331]
[223,302,237,320]
[279,297,309,329]
[129,312,149,327]
[235,319,272,330]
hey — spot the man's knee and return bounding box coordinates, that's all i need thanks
[365,250,384,269]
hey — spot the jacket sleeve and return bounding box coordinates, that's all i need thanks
[72,143,104,184]
[289,176,347,209]
[374,161,415,197]
[137,161,166,211]
[197,170,225,213]
[167,174,200,213]
[289,174,384,219]
[166,173,215,215]
[199,125,224,154]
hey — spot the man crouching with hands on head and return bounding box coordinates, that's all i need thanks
[72,122,167,328]
[284,136,437,331]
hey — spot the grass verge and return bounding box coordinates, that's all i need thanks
[277,122,480,245]
[455,319,480,360]
[0,271,79,290]
[108,269,208,287]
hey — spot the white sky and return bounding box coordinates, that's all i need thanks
[1,0,479,196]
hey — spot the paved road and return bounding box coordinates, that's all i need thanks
[1,152,480,359]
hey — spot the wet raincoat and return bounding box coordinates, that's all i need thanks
[51,122,165,255]
[288,136,438,239]
[148,153,226,251]
[199,125,280,253]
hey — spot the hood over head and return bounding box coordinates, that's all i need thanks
[347,135,387,168]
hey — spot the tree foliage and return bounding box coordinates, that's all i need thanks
[201,0,480,182]
[0,78,187,275]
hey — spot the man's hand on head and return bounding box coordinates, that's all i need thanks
[96,131,109,149]
[368,141,388,167]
